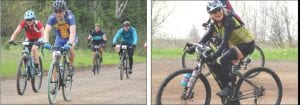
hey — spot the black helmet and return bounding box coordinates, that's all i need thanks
[206,0,224,13]
[123,21,131,26]
[53,0,67,12]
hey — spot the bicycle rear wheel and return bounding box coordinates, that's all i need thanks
[48,61,59,104]
[156,69,211,105]
[16,57,28,95]
[32,56,43,92]
[236,67,282,105]
[62,62,72,101]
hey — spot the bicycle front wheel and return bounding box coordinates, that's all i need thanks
[16,57,28,95]
[48,61,59,104]
[236,67,282,105]
[95,54,101,74]
[62,62,72,101]
[32,56,43,92]
[156,69,211,105]
[125,56,130,79]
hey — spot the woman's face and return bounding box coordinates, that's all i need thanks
[210,8,224,22]
[25,19,34,25]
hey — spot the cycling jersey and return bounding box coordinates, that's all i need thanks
[90,30,105,44]
[19,20,43,40]
[112,26,138,45]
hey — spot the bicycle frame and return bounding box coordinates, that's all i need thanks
[51,47,70,87]
[21,42,36,79]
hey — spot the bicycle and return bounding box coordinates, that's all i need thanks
[117,44,131,80]
[44,46,73,104]
[11,41,43,95]
[182,39,265,73]
[156,43,282,105]
[92,44,105,75]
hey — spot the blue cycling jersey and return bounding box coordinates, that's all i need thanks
[112,26,138,45]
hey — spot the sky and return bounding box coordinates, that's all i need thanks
[156,1,298,40]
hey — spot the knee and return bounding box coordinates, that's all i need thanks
[32,46,39,52]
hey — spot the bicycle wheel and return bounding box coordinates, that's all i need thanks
[32,57,43,92]
[182,50,199,69]
[48,61,59,104]
[95,54,101,74]
[62,62,72,101]
[241,46,265,70]
[120,55,124,80]
[16,57,28,95]
[236,67,282,105]
[156,69,211,105]
[125,56,130,79]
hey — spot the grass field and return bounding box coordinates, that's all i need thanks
[0,47,146,78]
[152,47,298,61]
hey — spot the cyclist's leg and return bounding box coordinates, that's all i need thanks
[31,40,40,68]
[127,46,134,70]
[91,43,96,69]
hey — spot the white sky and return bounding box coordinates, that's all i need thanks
[157,1,298,39]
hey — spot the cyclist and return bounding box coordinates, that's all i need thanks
[87,23,107,71]
[8,10,44,74]
[112,21,138,74]
[43,0,76,76]
[203,0,244,28]
[199,0,255,97]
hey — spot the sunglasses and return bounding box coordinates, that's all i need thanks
[25,19,33,21]
[54,10,64,13]
[209,7,222,14]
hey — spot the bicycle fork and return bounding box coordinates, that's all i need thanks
[181,69,199,100]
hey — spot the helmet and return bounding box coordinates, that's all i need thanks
[206,0,224,13]
[24,10,36,19]
[95,23,100,27]
[123,21,131,26]
[53,0,67,12]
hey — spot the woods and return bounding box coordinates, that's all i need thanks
[0,0,146,55]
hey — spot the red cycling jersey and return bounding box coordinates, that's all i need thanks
[19,20,43,40]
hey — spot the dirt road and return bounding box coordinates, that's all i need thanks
[1,63,146,104]
[152,59,298,104]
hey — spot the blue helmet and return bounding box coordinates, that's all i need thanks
[24,10,36,19]
[206,0,224,13]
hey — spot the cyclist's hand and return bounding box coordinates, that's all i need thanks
[133,45,136,48]
[8,40,16,45]
[43,43,51,49]
[64,43,72,50]
[111,44,116,48]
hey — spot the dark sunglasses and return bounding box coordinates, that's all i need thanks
[25,19,33,21]
[54,10,64,13]
[209,7,222,14]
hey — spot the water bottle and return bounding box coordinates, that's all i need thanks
[180,73,192,87]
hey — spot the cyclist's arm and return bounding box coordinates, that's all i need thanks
[69,25,76,46]
[37,21,45,41]
[43,24,52,43]
[212,17,235,59]
[112,29,123,44]
[199,24,214,44]
[10,25,22,41]
[132,27,138,45]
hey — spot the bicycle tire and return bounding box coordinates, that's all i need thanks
[48,61,59,104]
[156,69,211,105]
[32,56,43,92]
[236,67,282,105]
[62,61,72,101]
[120,55,124,80]
[95,54,101,74]
[181,50,199,68]
[125,55,130,79]
[16,57,28,95]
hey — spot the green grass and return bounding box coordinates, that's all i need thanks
[152,47,298,61]
[0,47,146,78]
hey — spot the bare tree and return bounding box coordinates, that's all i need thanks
[188,25,200,42]
[152,1,176,39]
[115,0,128,19]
